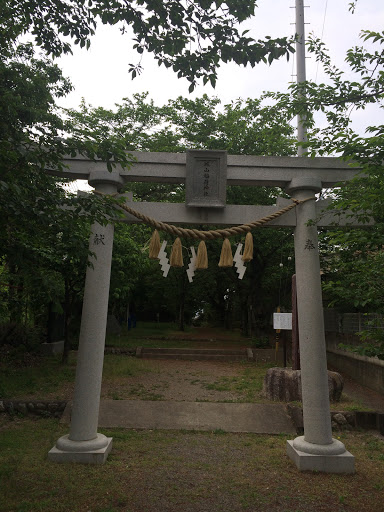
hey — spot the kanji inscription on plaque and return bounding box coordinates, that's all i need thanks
[186,150,227,208]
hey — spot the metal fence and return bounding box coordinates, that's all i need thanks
[324,309,383,340]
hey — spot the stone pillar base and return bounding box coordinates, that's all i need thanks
[48,434,113,464]
[287,440,355,473]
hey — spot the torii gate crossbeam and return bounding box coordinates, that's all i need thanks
[54,151,358,187]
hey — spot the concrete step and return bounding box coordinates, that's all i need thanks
[141,347,246,355]
[61,400,296,434]
[141,354,248,361]
[137,347,252,361]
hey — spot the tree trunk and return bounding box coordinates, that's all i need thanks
[177,272,187,331]
[178,299,185,332]
[8,264,24,324]
[61,280,71,364]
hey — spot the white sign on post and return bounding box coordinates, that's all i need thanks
[273,313,292,330]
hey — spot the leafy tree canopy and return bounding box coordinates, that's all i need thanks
[3,1,295,90]
[266,26,384,358]
[83,93,296,330]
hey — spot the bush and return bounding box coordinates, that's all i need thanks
[251,336,270,349]
[0,323,45,353]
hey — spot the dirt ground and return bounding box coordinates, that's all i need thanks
[39,324,384,410]
[340,373,384,411]
[42,355,384,413]
[103,359,251,402]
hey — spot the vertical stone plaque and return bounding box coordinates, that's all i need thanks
[186,150,227,208]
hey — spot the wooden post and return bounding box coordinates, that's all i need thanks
[292,274,300,370]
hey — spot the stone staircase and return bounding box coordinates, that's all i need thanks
[136,347,253,361]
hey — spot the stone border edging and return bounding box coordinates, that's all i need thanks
[0,400,67,417]
[104,347,136,355]
[1,398,383,435]
[287,404,384,435]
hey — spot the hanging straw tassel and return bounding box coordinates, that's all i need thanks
[149,229,161,259]
[242,232,254,262]
[218,238,233,267]
[196,240,208,269]
[170,237,183,267]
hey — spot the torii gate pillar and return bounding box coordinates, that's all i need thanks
[48,171,123,463]
[286,177,354,473]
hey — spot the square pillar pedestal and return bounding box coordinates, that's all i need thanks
[48,434,113,464]
[287,437,355,473]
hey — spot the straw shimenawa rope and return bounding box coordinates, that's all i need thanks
[94,191,313,240]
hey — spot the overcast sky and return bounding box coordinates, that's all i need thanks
[57,0,383,132]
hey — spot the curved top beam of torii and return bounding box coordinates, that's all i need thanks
[52,151,359,188]
[49,151,367,228]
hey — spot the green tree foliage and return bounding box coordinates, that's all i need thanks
[3,1,295,90]
[109,223,151,321]
[67,92,296,202]
[0,41,129,352]
[0,0,302,346]
[266,27,384,356]
[72,93,297,331]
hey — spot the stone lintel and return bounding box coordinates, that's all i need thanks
[118,199,370,228]
[287,440,355,473]
[49,153,359,188]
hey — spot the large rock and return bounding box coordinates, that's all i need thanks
[263,367,343,402]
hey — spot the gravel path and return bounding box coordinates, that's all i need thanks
[101,359,261,402]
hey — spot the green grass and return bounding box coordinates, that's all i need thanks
[105,321,190,345]
[111,383,164,401]
[0,353,155,400]
[0,355,76,399]
[1,417,384,512]
[0,351,376,412]
[203,362,275,402]
[102,354,153,378]
[105,321,247,349]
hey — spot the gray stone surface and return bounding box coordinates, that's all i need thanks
[186,150,227,208]
[326,348,384,396]
[55,152,359,188]
[263,368,302,402]
[48,437,112,464]
[286,440,355,473]
[67,179,121,445]
[61,400,296,434]
[263,368,344,402]
[333,413,348,425]
[49,177,122,464]
[119,198,367,228]
[0,400,66,417]
[41,340,64,355]
[287,182,341,458]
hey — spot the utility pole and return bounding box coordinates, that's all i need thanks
[286,0,354,473]
[296,0,307,156]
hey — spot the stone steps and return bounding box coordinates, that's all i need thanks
[136,347,253,361]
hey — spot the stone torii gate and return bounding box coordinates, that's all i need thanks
[48,151,360,473]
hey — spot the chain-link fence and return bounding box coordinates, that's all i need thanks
[324,309,384,347]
